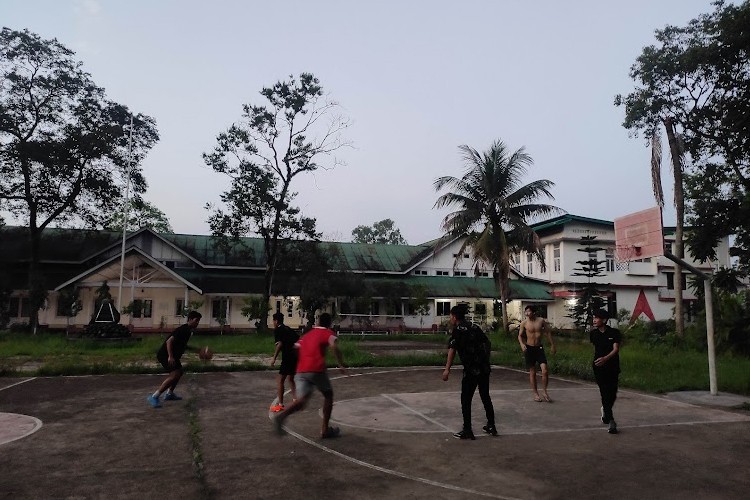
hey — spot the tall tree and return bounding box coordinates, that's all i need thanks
[204,73,350,328]
[568,234,608,330]
[434,141,561,333]
[0,28,158,332]
[615,0,750,333]
[102,197,173,234]
[351,218,407,244]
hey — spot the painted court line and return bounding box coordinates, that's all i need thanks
[380,393,454,432]
[0,377,36,392]
[279,426,523,500]
[0,413,43,446]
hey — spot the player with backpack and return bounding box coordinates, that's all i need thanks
[442,305,497,440]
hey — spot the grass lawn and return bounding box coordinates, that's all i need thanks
[1,330,748,396]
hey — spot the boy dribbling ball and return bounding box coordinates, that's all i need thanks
[199,346,213,360]
[146,311,202,408]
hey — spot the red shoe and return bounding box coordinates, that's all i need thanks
[269,404,285,412]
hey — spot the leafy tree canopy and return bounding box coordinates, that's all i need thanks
[434,140,562,332]
[102,197,173,233]
[0,28,159,230]
[351,218,407,244]
[614,1,750,270]
[0,27,158,330]
[204,73,350,328]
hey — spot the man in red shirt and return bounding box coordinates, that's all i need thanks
[272,313,347,438]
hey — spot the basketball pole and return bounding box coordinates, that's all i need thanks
[663,251,717,395]
[117,114,134,313]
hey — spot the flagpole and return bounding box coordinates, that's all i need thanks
[117,114,134,313]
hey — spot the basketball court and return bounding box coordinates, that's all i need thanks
[1,367,749,499]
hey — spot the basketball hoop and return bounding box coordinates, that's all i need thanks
[614,245,641,271]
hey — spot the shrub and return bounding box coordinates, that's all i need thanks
[9,322,31,333]
[84,322,131,338]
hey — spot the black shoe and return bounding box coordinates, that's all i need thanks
[608,420,618,434]
[482,424,498,436]
[600,406,610,425]
[321,426,341,439]
[453,429,475,440]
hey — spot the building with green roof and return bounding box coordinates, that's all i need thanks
[0,226,551,332]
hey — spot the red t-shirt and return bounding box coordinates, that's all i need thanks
[296,326,337,373]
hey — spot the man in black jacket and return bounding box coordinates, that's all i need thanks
[442,305,497,440]
[147,311,202,408]
[590,309,622,434]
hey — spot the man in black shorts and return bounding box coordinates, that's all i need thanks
[270,312,299,412]
[518,305,556,402]
[147,311,202,408]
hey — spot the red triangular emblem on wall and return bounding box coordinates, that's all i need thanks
[630,289,656,323]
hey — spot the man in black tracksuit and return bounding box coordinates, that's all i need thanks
[590,309,622,434]
[442,305,497,440]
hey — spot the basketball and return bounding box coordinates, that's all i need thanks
[199,346,213,360]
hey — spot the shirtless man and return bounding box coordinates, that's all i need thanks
[518,305,556,402]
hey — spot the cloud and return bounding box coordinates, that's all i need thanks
[74,0,102,16]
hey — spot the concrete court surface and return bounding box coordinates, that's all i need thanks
[0,367,749,500]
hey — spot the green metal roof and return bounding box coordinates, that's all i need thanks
[1,226,551,301]
[362,275,551,301]
[0,226,122,262]
[531,214,611,233]
[320,241,434,272]
[170,268,550,301]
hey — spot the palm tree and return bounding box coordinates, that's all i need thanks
[434,140,562,333]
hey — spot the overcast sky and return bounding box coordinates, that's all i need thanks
[1,0,725,244]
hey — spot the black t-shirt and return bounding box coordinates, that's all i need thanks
[274,324,299,362]
[448,321,491,375]
[589,325,622,371]
[157,323,193,360]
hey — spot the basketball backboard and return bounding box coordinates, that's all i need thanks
[613,206,664,262]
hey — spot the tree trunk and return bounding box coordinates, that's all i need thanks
[495,271,510,335]
[664,117,685,336]
[27,225,42,335]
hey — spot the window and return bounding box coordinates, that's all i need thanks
[56,297,71,317]
[606,249,615,272]
[8,297,27,318]
[287,299,294,318]
[413,270,428,275]
[665,273,688,290]
[526,253,534,274]
[513,254,521,270]
[454,271,467,277]
[476,271,489,277]
[130,299,153,318]
[371,301,380,315]
[452,253,469,259]
[607,294,617,320]
[276,300,282,313]
[175,299,185,316]
[553,243,561,272]
[534,304,549,318]
[436,270,449,276]
[211,298,230,321]
[405,301,416,315]
[474,303,487,315]
[436,301,451,316]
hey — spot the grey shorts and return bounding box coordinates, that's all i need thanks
[294,372,333,398]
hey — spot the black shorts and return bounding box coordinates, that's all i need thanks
[524,345,548,368]
[279,358,297,376]
[157,353,183,372]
